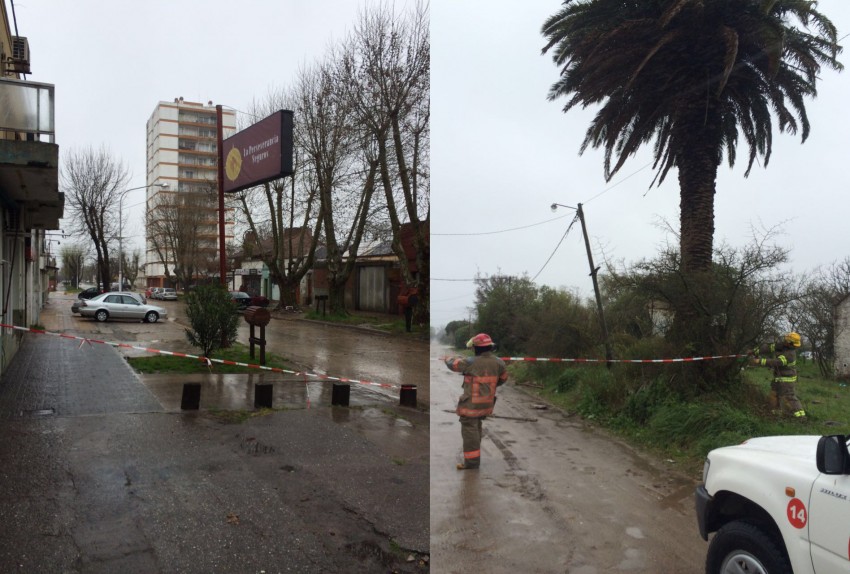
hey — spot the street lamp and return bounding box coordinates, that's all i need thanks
[551,201,614,367]
[119,182,168,292]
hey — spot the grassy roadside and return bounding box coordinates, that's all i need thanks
[304,310,420,335]
[510,359,850,478]
[127,342,294,374]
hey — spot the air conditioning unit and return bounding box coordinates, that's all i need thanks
[9,36,31,74]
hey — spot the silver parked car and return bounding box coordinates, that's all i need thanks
[72,291,144,315]
[79,292,168,323]
[159,288,178,301]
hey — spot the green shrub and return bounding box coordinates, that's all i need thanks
[622,377,670,424]
[453,324,473,350]
[184,284,239,357]
[554,369,581,393]
[576,368,620,419]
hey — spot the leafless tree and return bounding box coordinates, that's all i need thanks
[122,248,143,289]
[789,258,850,377]
[61,146,130,291]
[343,1,431,320]
[297,56,379,314]
[60,243,87,289]
[233,89,324,308]
[147,188,218,290]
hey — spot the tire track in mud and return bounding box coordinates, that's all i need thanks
[485,427,573,533]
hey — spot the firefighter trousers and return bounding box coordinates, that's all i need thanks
[771,380,803,414]
[459,416,484,468]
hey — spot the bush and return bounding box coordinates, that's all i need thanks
[622,377,671,425]
[576,368,620,420]
[184,284,239,357]
[453,324,473,350]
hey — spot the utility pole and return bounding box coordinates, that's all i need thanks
[576,203,613,367]
[551,202,614,367]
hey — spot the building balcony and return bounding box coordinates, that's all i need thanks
[0,78,62,229]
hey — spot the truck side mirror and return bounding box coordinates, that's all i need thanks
[816,435,850,475]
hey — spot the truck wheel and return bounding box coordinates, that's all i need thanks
[706,520,791,574]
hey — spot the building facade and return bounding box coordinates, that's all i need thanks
[0,2,63,375]
[144,98,236,287]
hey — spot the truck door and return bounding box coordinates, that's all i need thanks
[809,471,850,570]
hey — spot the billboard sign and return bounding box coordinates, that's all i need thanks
[222,109,293,193]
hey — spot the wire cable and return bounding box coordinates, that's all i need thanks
[432,214,570,236]
[432,278,478,282]
[583,162,651,205]
[532,213,579,281]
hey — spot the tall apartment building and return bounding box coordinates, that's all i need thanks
[145,98,237,287]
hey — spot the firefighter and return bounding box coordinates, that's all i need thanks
[397,285,419,333]
[749,331,805,417]
[444,333,508,470]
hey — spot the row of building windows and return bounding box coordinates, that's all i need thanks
[178,153,216,167]
[177,139,216,152]
[178,127,216,138]
[177,112,217,125]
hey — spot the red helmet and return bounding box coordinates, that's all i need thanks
[466,333,494,348]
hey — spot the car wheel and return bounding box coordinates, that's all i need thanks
[145,311,159,323]
[706,521,792,574]
[95,310,109,323]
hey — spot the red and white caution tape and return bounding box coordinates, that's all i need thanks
[499,354,746,364]
[1,322,395,390]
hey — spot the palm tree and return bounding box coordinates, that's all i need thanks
[542,0,842,274]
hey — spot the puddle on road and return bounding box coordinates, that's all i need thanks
[140,372,397,412]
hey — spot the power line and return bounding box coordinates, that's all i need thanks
[431,292,476,303]
[432,278,478,282]
[432,214,570,236]
[583,162,651,205]
[532,213,579,281]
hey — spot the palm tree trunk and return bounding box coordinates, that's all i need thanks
[677,122,719,274]
[670,110,722,372]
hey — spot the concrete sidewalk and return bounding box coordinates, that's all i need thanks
[0,304,429,573]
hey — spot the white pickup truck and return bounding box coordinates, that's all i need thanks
[696,434,850,574]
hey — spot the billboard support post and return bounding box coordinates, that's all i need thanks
[217,105,226,286]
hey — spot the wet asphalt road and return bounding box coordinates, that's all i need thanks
[429,343,706,574]
[50,292,429,408]
[0,292,429,573]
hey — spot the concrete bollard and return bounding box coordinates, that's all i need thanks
[254,383,273,409]
[331,383,350,407]
[181,383,201,410]
[399,384,417,408]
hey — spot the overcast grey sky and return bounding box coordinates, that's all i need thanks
[431,0,850,329]
[13,0,367,253]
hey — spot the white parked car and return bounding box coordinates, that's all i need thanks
[79,292,168,323]
[696,434,850,573]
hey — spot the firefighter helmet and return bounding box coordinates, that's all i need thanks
[784,332,802,347]
[466,333,495,348]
